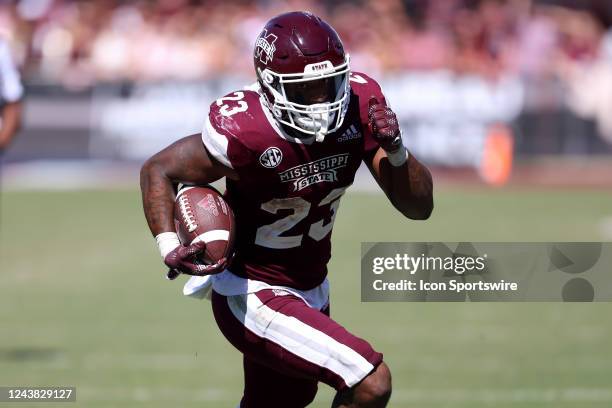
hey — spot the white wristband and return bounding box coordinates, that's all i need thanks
[386,147,408,167]
[155,232,181,259]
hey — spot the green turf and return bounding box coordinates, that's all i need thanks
[1,187,612,407]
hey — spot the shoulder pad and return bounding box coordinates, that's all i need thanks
[349,71,386,105]
[203,90,263,169]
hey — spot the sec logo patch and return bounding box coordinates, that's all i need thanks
[259,147,283,168]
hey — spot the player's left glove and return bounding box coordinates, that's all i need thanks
[368,97,402,153]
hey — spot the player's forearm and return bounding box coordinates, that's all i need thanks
[366,98,433,219]
[140,158,177,236]
[383,150,433,220]
[140,135,235,237]
[0,101,22,151]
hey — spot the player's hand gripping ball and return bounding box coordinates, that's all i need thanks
[164,242,211,278]
[166,186,236,279]
[368,97,402,152]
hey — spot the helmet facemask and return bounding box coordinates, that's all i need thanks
[258,55,350,142]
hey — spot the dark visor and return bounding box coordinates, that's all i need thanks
[284,74,345,105]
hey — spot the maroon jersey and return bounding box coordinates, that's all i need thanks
[202,72,386,290]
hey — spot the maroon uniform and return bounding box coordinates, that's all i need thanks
[202,72,385,290]
[191,12,391,407]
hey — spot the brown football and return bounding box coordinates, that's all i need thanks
[174,185,235,267]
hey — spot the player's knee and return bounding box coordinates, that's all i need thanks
[354,362,392,407]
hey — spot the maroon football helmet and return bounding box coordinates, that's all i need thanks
[253,11,351,142]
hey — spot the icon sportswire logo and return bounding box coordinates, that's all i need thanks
[255,29,278,64]
[279,153,350,191]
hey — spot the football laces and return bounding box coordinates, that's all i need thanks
[178,195,198,233]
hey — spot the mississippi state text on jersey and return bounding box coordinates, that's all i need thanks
[202,72,386,290]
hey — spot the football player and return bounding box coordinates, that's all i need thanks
[141,11,433,408]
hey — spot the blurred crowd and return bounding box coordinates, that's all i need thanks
[0,0,610,84]
[2,0,612,141]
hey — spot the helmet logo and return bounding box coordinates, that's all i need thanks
[304,61,334,74]
[259,147,283,168]
[255,29,278,65]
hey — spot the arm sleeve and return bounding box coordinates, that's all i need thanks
[0,42,24,103]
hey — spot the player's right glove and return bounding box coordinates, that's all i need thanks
[163,241,228,280]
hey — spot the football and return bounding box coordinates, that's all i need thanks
[174,185,235,266]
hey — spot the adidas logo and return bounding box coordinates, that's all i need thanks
[337,125,361,142]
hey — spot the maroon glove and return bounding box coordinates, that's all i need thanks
[164,241,228,280]
[368,97,402,152]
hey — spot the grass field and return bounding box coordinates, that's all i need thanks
[1,187,612,407]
